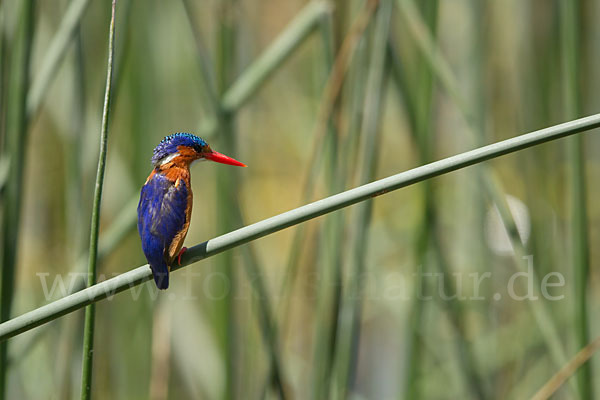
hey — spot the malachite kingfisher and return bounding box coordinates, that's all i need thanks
[137,133,246,289]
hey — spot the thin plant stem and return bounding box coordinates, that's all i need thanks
[388,5,487,398]
[389,3,438,398]
[227,200,290,397]
[238,243,289,399]
[309,5,343,399]
[80,1,116,398]
[559,1,592,398]
[331,1,391,397]
[181,1,331,138]
[0,0,7,146]
[395,0,573,387]
[0,0,35,398]
[221,1,331,112]
[278,0,378,334]
[6,195,138,367]
[0,112,598,342]
[394,0,474,125]
[26,0,91,120]
[532,335,600,400]
[214,1,238,397]
[64,14,87,291]
[149,301,171,400]
[180,0,219,118]
[185,1,292,394]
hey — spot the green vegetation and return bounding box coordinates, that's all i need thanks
[0,1,598,399]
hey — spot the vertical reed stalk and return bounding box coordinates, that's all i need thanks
[186,1,295,394]
[331,1,391,398]
[6,0,132,370]
[396,0,572,388]
[0,1,35,398]
[331,33,365,400]
[0,1,7,142]
[278,0,377,336]
[26,0,91,120]
[181,0,219,119]
[388,3,444,397]
[215,1,238,397]
[58,23,86,399]
[329,13,372,396]
[80,1,116,398]
[65,18,87,287]
[560,1,591,398]
[310,5,344,398]
[391,1,487,397]
[237,241,288,398]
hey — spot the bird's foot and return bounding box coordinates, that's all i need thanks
[177,247,188,265]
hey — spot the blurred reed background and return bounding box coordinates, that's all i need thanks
[1,0,600,399]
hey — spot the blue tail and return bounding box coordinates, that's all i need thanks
[150,263,169,290]
[140,234,170,290]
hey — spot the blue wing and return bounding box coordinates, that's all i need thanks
[137,172,188,289]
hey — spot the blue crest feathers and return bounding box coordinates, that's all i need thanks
[151,133,208,165]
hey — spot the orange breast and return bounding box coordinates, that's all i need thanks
[165,168,193,264]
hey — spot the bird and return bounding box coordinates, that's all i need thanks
[137,133,246,289]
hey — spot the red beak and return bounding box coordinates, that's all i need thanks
[204,151,247,167]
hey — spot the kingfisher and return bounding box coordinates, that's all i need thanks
[137,133,246,289]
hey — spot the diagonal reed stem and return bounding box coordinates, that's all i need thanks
[278,0,378,333]
[221,1,331,112]
[0,113,598,343]
[389,3,488,397]
[180,0,219,118]
[309,5,343,399]
[182,1,330,138]
[183,2,291,395]
[532,335,600,400]
[331,1,391,397]
[395,0,574,389]
[26,0,91,120]
[80,1,116,398]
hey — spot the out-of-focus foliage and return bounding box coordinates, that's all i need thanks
[1,0,600,399]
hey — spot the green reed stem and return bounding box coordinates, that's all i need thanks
[559,1,591,398]
[80,1,116,398]
[0,1,7,144]
[180,0,219,118]
[6,196,138,366]
[310,7,342,399]
[0,113,599,343]
[331,2,391,398]
[389,3,488,397]
[222,1,330,112]
[214,1,238,397]
[26,0,91,120]
[395,0,573,389]
[0,0,35,398]
[187,1,330,135]
[238,241,289,399]
[278,0,377,336]
[184,1,291,394]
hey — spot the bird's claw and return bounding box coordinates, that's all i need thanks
[177,247,188,265]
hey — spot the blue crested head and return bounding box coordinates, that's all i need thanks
[151,133,209,165]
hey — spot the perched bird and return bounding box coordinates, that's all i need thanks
[137,133,246,289]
